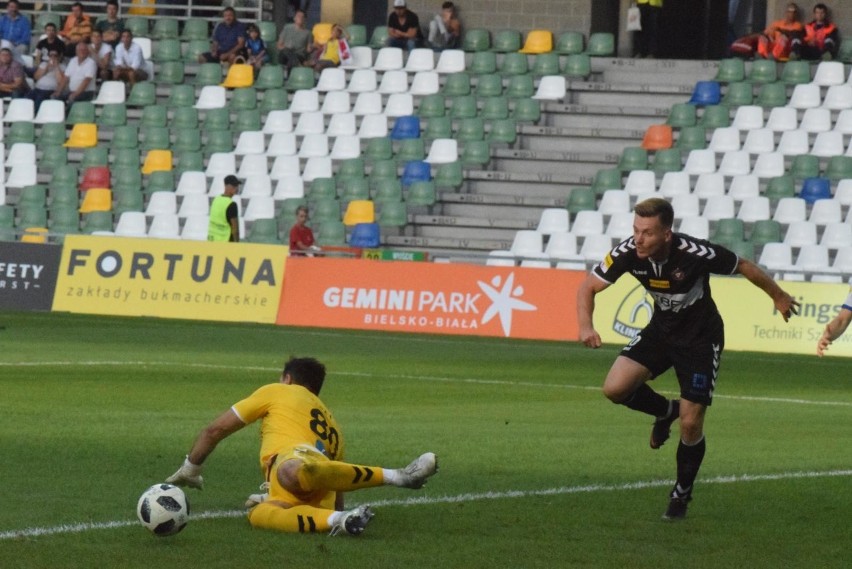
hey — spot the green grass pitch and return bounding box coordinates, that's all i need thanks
[0,311,849,568]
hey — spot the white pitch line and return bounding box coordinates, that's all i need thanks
[0,360,850,408]
[1,468,850,541]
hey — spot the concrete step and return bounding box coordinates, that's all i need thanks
[413,213,539,230]
[386,234,511,252]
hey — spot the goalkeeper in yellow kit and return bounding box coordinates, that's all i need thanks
[166,357,438,536]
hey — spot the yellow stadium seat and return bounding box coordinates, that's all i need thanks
[221,64,255,88]
[141,150,174,174]
[343,200,375,225]
[21,227,48,243]
[79,189,113,213]
[312,22,333,45]
[128,0,155,15]
[64,123,98,148]
[519,30,553,54]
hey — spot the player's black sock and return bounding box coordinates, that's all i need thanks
[674,437,706,498]
[622,383,669,417]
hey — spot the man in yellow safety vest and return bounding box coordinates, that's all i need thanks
[208,175,240,242]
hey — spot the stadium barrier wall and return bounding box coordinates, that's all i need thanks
[593,275,852,357]
[52,236,288,324]
[0,242,62,311]
[276,256,584,341]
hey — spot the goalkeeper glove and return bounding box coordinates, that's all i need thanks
[166,456,204,490]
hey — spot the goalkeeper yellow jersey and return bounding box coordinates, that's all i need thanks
[231,383,346,469]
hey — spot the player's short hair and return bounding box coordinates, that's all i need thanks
[283,357,326,395]
[442,2,455,10]
[814,3,828,12]
[634,197,674,229]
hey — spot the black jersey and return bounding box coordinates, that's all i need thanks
[593,233,739,342]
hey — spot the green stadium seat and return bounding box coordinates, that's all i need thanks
[203,129,234,155]
[347,24,367,47]
[726,240,755,260]
[195,62,223,87]
[113,189,144,215]
[450,95,478,119]
[765,175,795,202]
[202,107,231,132]
[531,53,560,76]
[97,103,127,127]
[247,218,280,244]
[488,118,517,145]
[463,28,490,52]
[563,53,591,78]
[308,177,338,201]
[491,29,522,53]
[152,17,179,40]
[756,82,788,107]
[81,210,113,233]
[50,183,78,207]
[181,19,209,41]
[51,164,78,187]
[780,60,811,84]
[138,105,166,129]
[7,121,34,144]
[234,109,261,133]
[618,147,649,171]
[747,59,778,83]
[337,158,365,181]
[369,26,389,49]
[365,138,393,162]
[312,198,342,224]
[341,177,371,202]
[81,146,109,168]
[19,185,47,206]
[141,126,170,151]
[259,88,289,113]
[475,74,503,98]
[112,165,143,192]
[590,168,622,195]
[173,129,202,153]
[255,65,284,90]
[317,220,346,246]
[499,53,529,76]
[698,104,731,128]
[49,204,80,233]
[406,181,436,207]
[423,116,452,140]
[152,38,181,62]
[652,148,683,173]
[824,155,852,181]
[126,81,156,106]
[676,126,707,151]
[369,158,398,181]
[715,58,745,82]
[789,155,820,179]
[749,219,782,248]
[378,200,407,227]
[555,31,584,55]
[667,103,697,127]
[512,98,541,123]
[17,206,48,229]
[184,39,209,63]
[456,117,485,142]
[434,160,463,189]
[230,87,258,111]
[174,151,204,175]
[567,187,596,213]
[124,16,149,37]
[38,122,68,146]
[36,12,62,31]
[40,145,68,170]
[286,67,315,91]
[112,125,140,149]
[157,60,185,84]
[586,33,614,56]
[145,171,176,194]
[460,140,490,167]
[373,178,403,204]
[395,139,425,164]
[713,218,745,243]
[480,97,509,120]
[442,73,472,97]
[418,93,446,118]
[112,148,141,169]
[66,101,95,125]
[172,107,199,129]
[505,75,534,99]
[469,51,497,75]
[722,81,754,106]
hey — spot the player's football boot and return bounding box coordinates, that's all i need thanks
[244,482,269,508]
[650,399,680,449]
[662,494,691,521]
[395,452,438,489]
[329,504,374,537]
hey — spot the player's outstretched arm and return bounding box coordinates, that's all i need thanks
[577,273,610,348]
[166,409,245,490]
[817,308,852,357]
[736,258,800,322]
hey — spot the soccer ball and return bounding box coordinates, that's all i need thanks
[136,483,190,537]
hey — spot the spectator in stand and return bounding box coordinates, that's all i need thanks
[89,29,113,82]
[276,8,312,77]
[790,3,839,60]
[0,46,28,97]
[0,0,32,57]
[112,29,148,86]
[634,0,663,59]
[198,7,247,65]
[387,0,423,51]
[95,0,125,47]
[312,23,348,73]
[34,22,66,69]
[730,2,803,61]
[60,2,93,58]
[289,206,319,255]
[428,1,462,51]
[29,48,65,111]
[244,24,269,72]
[58,41,97,104]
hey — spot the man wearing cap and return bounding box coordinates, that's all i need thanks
[208,175,241,243]
[387,0,423,51]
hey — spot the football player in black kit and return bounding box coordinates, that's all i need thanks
[577,197,800,520]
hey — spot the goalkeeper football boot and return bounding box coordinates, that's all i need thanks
[395,452,438,489]
[245,482,269,508]
[329,504,374,537]
[650,399,680,449]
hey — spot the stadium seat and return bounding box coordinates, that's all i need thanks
[755,81,788,107]
[33,100,66,124]
[533,75,566,100]
[470,51,497,75]
[126,81,156,107]
[698,104,730,128]
[742,128,775,154]
[773,197,807,224]
[690,81,722,105]
[586,33,614,56]
[369,25,390,49]
[799,177,831,204]
[667,103,697,128]
[64,123,97,148]
[722,81,754,106]
[751,152,785,179]
[374,47,404,71]
[800,108,831,133]
[221,64,254,89]
[780,60,811,84]
[821,84,852,111]
[766,106,798,132]
[788,84,821,109]
[435,49,465,73]
[715,58,745,82]
[747,59,777,83]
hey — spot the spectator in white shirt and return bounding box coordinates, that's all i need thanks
[112,29,147,86]
[89,29,113,81]
[29,48,66,111]
[58,41,97,103]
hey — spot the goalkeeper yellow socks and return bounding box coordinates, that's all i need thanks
[297,460,386,492]
[248,502,332,533]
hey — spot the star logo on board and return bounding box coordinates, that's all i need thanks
[477,273,537,337]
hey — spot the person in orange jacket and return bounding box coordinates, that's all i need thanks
[791,3,839,60]
[757,3,804,60]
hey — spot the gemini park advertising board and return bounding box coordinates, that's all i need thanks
[53,236,288,324]
[592,274,852,357]
[0,242,62,311]
[277,256,584,341]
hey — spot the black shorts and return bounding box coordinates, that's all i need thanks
[620,325,724,406]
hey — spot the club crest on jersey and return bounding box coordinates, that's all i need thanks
[671,268,686,281]
[648,279,670,289]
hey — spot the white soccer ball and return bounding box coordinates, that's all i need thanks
[136,483,190,537]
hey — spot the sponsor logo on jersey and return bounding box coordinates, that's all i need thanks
[649,279,670,289]
[631,269,648,275]
[604,253,613,268]
[611,285,655,339]
[671,268,686,281]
